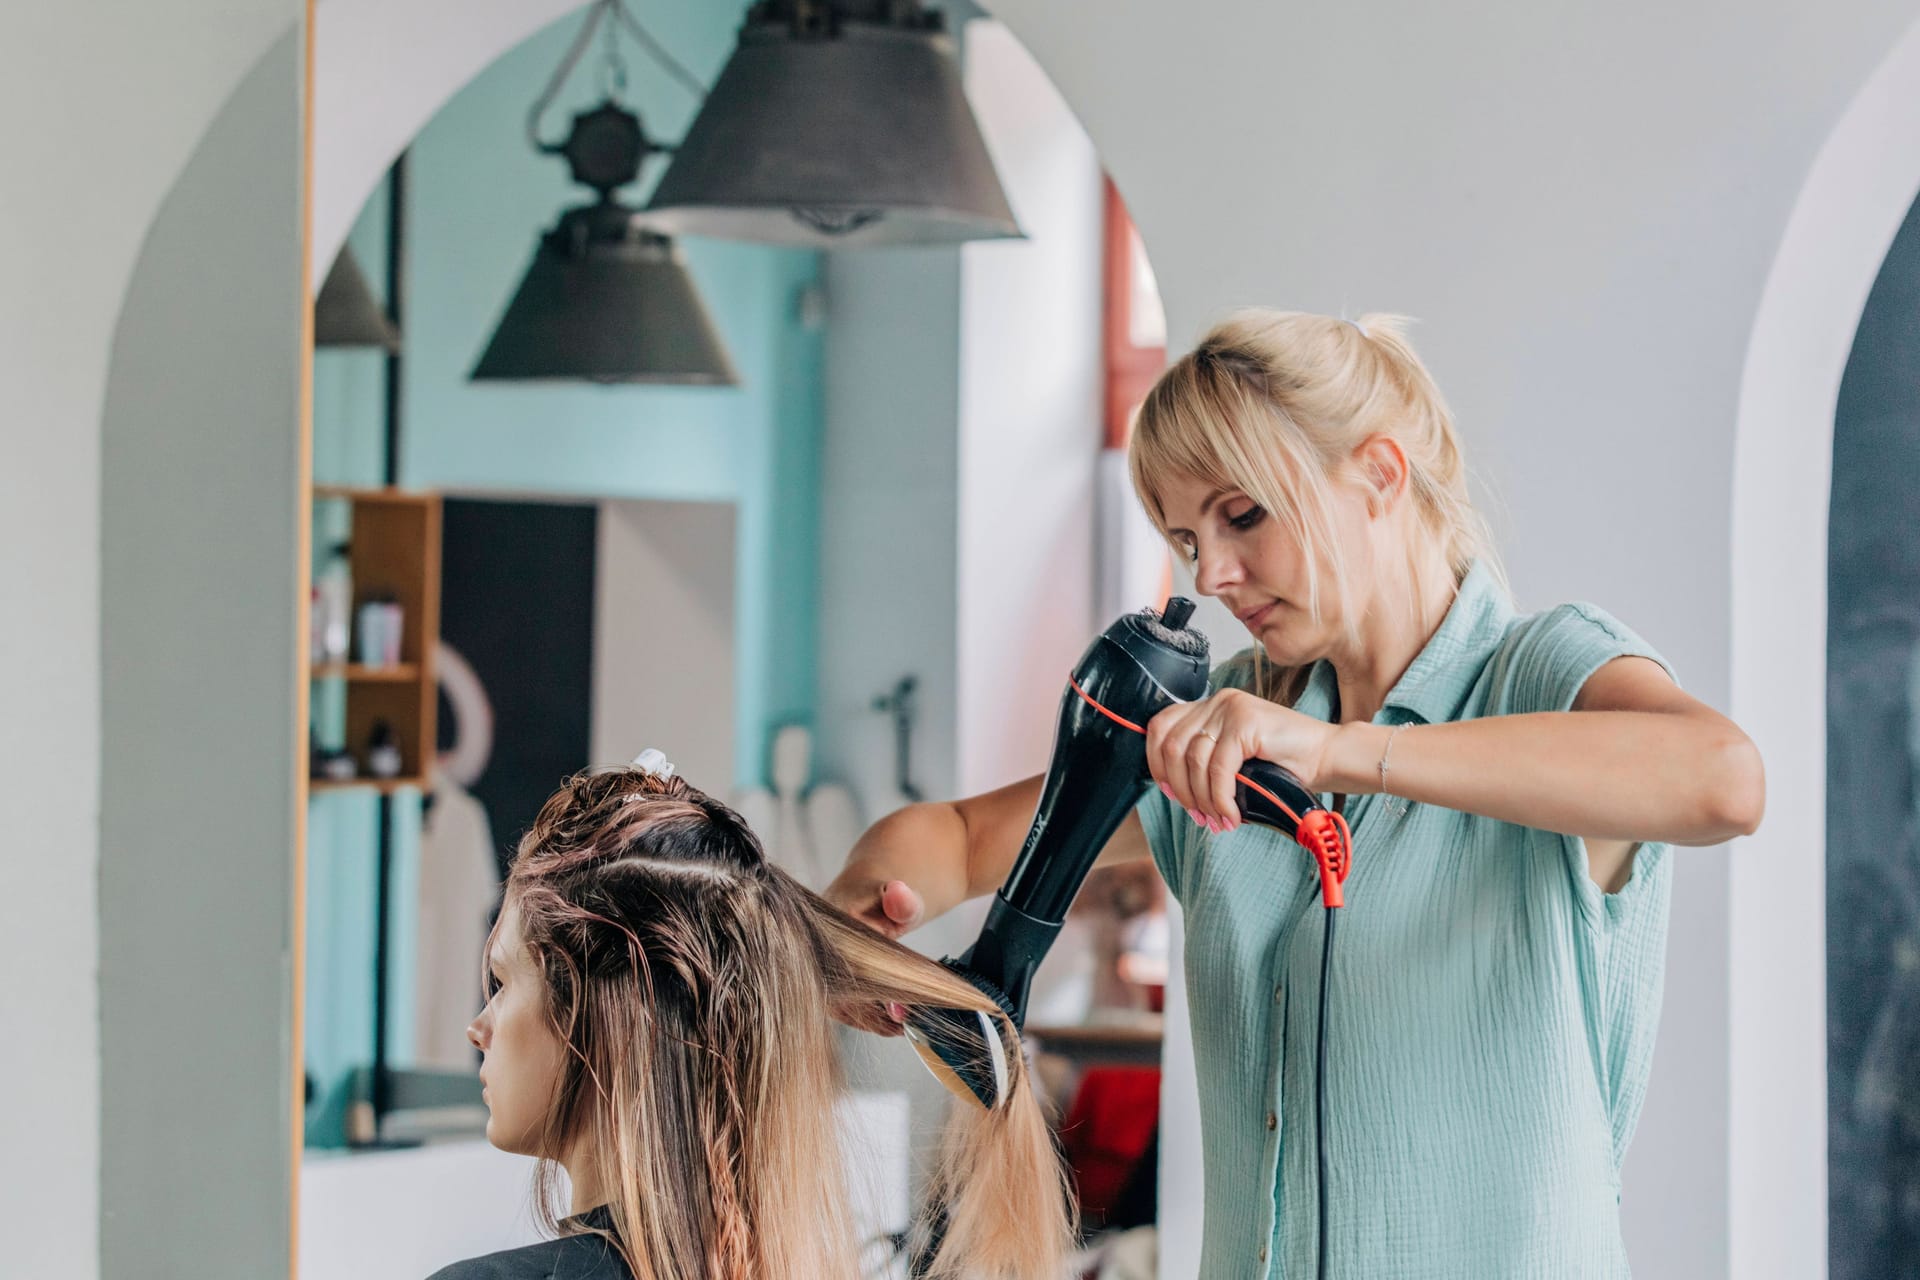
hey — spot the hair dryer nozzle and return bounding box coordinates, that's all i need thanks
[903,963,1016,1110]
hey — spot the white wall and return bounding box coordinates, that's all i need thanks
[301,1143,545,1280]
[813,218,972,1191]
[955,20,1104,795]
[313,0,590,265]
[98,28,308,1278]
[814,245,965,820]
[299,1095,908,1280]
[591,500,737,784]
[0,4,300,1277]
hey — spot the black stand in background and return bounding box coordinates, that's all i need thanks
[362,150,410,1149]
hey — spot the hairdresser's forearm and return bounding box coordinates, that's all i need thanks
[830,775,1046,932]
[835,802,979,921]
[1322,712,1765,847]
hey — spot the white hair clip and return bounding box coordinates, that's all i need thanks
[631,748,676,781]
[1347,317,1370,339]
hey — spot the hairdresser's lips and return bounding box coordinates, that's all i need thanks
[1236,601,1278,629]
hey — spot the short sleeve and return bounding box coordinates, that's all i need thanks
[1487,602,1678,927]
[1490,601,1676,717]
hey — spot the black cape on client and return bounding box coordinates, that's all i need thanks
[427,1208,628,1280]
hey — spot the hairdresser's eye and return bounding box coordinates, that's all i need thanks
[1226,504,1265,532]
[484,969,502,1000]
[1175,535,1198,563]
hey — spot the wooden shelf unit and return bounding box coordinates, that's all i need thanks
[310,776,428,795]
[311,663,420,683]
[309,486,442,786]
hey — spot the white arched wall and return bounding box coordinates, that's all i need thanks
[97,24,307,1279]
[1730,13,1920,1278]
[0,3,299,1276]
[313,0,590,264]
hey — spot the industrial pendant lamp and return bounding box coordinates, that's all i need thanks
[643,0,1021,248]
[471,1,737,384]
[315,246,400,351]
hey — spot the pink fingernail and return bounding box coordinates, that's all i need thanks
[1208,817,1227,833]
[1187,808,1206,826]
[1158,782,1174,799]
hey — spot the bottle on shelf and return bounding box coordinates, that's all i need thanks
[315,541,354,666]
[355,596,404,668]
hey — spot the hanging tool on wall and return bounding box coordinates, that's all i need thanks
[872,674,925,803]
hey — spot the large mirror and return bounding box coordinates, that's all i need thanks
[298,5,1181,1275]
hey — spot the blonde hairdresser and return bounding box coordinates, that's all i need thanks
[830,309,1763,1279]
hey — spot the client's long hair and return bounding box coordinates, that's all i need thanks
[503,765,1075,1280]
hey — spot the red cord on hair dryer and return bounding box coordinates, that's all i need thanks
[1067,675,1355,907]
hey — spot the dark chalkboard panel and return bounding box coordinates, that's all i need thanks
[437,498,598,879]
[1828,190,1920,1280]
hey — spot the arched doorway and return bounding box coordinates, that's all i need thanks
[1730,12,1920,1277]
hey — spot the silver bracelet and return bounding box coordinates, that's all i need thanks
[1378,723,1412,818]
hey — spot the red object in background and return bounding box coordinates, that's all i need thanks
[1058,1065,1162,1226]
[1102,178,1166,451]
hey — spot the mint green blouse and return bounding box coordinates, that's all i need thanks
[1139,561,1673,1278]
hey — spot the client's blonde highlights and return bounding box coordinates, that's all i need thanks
[502,767,1073,1280]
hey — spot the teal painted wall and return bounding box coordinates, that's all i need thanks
[315,2,823,775]
[305,1,824,1144]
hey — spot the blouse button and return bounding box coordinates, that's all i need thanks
[1265,1110,1277,1131]
[1259,1244,1269,1264]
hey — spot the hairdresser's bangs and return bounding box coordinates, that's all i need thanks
[1133,357,1282,530]
[1130,349,1353,634]
[1134,358,1322,547]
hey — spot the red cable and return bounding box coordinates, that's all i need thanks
[1067,674,1353,906]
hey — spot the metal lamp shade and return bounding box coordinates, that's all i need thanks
[643,19,1021,248]
[470,205,738,385]
[314,246,400,351]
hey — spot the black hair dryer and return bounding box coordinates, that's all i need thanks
[903,598,1346,1110]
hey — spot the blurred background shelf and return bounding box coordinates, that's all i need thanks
[310,776,428,795]
[312,663,421,682]
[306,486,442,783]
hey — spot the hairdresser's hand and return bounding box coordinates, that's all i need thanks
[827,876,926,941]
[1146,688,1339,831]
[823,876,923,1036]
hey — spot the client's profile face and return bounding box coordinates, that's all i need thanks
[467,898,568,1156]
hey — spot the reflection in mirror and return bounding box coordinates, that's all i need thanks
[301,3,1165,1276]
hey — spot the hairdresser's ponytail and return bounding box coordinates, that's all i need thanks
[1349,315,1497,584]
